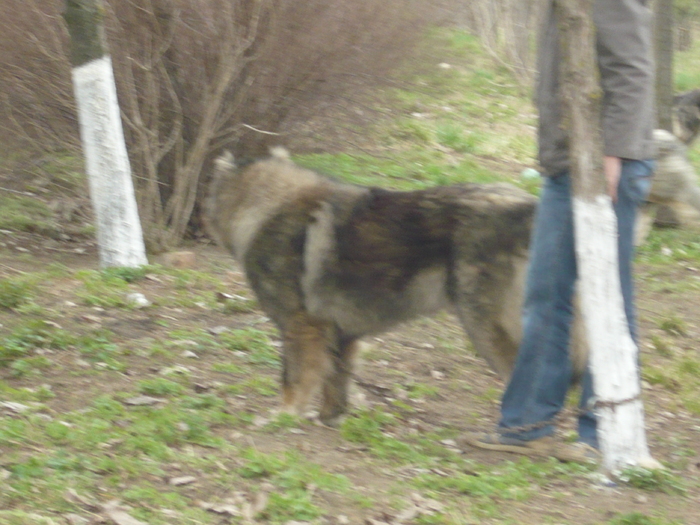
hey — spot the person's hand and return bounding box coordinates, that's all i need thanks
[604,155,622,202]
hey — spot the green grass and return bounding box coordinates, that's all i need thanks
[0,278,34,310]
[619,467,687,495]
[608,513,684,525]
[675,33,700,92]
[236,448,351,522]
[0,319,74,367]
[637,228,700,266]
[0,195,56,235]
[218,328,280,367]
[137,377,186,397]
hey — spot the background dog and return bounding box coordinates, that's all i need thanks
[205,148,541,425]
[634,90,700,241]
[637,128,700,243]
[673,89,700,146]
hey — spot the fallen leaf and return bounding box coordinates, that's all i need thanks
[169,475,197,486]
[198,501,240,516]
[64,514,89,525]
[122,396,164,406]
[101,500,148,525]
[0,401,30,413]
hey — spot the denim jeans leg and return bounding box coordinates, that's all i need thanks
[499,172,577,441]
[577,159,653,447]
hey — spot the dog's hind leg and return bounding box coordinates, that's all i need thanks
[319,337,361,427]
[451,256,527,380]
[280,313,335,418]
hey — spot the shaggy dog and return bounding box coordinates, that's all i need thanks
[204,148,548,425]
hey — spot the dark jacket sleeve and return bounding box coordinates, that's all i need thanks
[594,0,656,160]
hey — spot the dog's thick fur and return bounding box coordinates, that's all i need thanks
[637,128,700,242]
[205,149,541,424]
[635,90,700,240]
[673,89,700,146]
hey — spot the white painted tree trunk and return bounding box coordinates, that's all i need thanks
[555,0,662,475]
[572,196,659,474]
[72,56,148,268]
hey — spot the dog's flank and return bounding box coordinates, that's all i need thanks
[204,149,538,424]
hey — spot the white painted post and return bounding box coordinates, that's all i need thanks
[65,0,147,268]
[572,197,659,473]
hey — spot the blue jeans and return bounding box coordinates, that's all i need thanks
[498,160,653,448]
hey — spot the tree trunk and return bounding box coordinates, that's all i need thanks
[655,0,674,132]
[63,0,148,268]
[555,0,659,474]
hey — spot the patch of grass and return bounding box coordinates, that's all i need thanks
[138,378,185,397]
[220,294,259,314]
[607,513,683,525]
[262,412,304,432]
[168,268,223,291]
[0,511,63,525]
[0,319,74,367]
[340,408,430,464]
[123,403,225,453]
[211,361,247,374]
[218,328,280,367]
[637,228,700,266]
[436,122,480,153]
[166,328,218,352]
[238,448,350,523]
[657,314,687,336]
[675,36,700,93]
[642,366,680,391]
[0,195,57,235]
[239,375,278,397]
[0,382,55,402]
[29,152,86,193]
[0,278,34,310]
[9,356,52,378]
[74,269,130,307]
[74,329,124,371]
[404,382,440,400]
[414,458,590,519]
[649,335,673,357]
[619,466,687,495]
[392,118,433,144]
[101,265,157,283]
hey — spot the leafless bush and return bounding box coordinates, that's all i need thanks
[449,0,544,86]
[0,0,433,249]
[0,1,76,150]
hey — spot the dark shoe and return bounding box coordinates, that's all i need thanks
[461,432,600,464]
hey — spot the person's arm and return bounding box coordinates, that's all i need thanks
[604,155,622,202]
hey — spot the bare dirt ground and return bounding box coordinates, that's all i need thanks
[1,225,699,524]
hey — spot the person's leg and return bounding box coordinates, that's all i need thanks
[577,159,654,447]
[498,171,578,441]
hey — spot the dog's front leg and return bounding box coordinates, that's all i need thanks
[280,313,335,419]
[319,337,360,427]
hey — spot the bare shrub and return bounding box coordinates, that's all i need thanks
[0,1,76,151]
[0,0,433,249]
[445,0,543,86]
